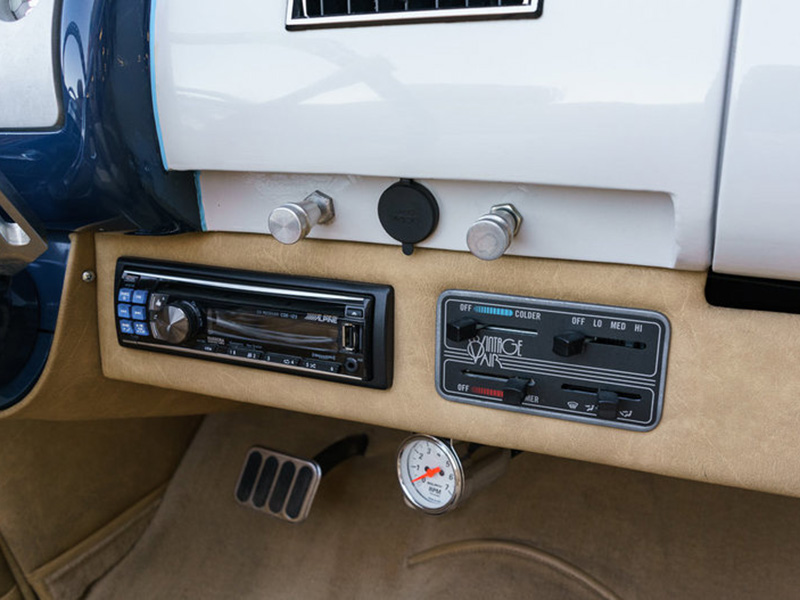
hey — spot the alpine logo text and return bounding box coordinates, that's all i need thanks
[305,313,338,324]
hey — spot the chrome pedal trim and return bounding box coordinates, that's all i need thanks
[235,447,322,523]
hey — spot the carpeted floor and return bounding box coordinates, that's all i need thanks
[88,408,800,599]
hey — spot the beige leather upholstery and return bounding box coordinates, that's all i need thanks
[95,232,800,498]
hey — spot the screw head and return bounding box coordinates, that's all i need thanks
[81,270,96,283]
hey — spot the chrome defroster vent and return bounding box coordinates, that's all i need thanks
[286,0,542,30]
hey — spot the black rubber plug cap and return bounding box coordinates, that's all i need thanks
[378,180,439,255]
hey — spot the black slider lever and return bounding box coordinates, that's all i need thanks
[447,318,482,342]
[552,331,587,357]
[596,390,620,420]
[502,377,534,407]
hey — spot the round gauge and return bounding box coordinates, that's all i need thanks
[397,435,464,515]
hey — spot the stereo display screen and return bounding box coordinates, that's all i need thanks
[206,308,339,351]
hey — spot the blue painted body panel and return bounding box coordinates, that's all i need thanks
[0,0,200,233]
[26,233,71,333]
[0,333,53,410]
[0,234,70,409]
[0,0,196,408]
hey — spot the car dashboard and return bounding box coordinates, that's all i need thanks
[2,1,800,598]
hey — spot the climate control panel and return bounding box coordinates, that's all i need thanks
[435,290,670,431]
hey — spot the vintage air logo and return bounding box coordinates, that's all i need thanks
[467,335,524,367]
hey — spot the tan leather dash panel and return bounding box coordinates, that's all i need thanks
[96,232,800,498]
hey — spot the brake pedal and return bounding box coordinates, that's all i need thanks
[235,434,368,523]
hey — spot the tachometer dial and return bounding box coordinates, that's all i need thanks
[397,435,464,514]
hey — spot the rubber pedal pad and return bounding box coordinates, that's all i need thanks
[235,447,322,523]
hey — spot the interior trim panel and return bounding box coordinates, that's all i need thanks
[0,233,235,421]
[96,232,800,499]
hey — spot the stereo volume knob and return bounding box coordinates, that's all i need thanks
[152,301,200,345]
[268,191,335,245]
[466,204,523,261]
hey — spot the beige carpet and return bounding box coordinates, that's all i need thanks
[0,552,15,599]
[88,408,800,599]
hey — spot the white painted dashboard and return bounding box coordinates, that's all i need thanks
[199,172,677,267]
[713,0,800,282]
[153,0,736,270]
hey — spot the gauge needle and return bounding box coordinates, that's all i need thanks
[412,467,441,483]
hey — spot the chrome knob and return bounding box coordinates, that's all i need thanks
[268,191,335,245]
[152,301,199,345]
[466,204,523,261]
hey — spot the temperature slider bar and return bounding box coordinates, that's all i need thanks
[463,371,534,406]
[463,371,638,422]
[447,318,536,343]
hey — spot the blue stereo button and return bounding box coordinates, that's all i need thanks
[119,320,134,335]
[131,306,147,320]
[117,304,131,319]
[132,290,149,304]
[118,288,133,303]
[133,322,150,336]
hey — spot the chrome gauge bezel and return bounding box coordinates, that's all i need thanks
[397,434,465,515]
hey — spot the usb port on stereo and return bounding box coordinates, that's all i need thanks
[342,322,358,352]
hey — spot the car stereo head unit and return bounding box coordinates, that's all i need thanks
[114,259,393,389]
